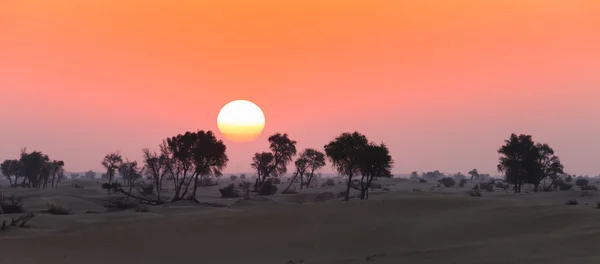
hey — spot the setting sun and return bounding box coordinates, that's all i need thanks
[217,100,266,142]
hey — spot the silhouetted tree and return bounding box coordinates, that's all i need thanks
[189,131,228,201]
[45,160,65,188]
[1,159,21,187]
[421,170,444,181]
[162,130,228,201]
[84,170,96,180]
[251,133,297,191]
[118,160,144,194]
[19,150,50,188]
[142,148,168,202]
[468,169,479,182]
[101,152,123,185]
[497,133,564,193]
[357,143,393,199]
[409,171,419,180]
[324,132,369,201]
[284,148,326,192]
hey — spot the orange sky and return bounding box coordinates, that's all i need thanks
[1,0,599,175]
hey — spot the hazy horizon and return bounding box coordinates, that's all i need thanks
[2,1,599,175]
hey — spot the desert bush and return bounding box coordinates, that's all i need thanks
[480,182,495,192]
[46,203,71,215]
[101,182,122,190]
[258,179,278,196]
[133,204,149,213]
[272,178,282,184]
[281,187,297,194]
[418,178,427,183]
[580,185,598,191]
[0,194,24,214]
[324,178,335,186]
[467,189,481,197]
[576,178,589,187]
[494,181,509,190]
[337,191,347,198]
[555,180,573,191]
[438,177,456,187]
[230,175,238,181]
[566,199,578,205]
[219,184,241,198]
[458,179,467,187]
[198,177,218,187]
[72,181,85,189]
[101,197,136,211]
[370,182,383,189]
[140,183,155,195]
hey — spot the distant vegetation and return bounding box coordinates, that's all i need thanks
[2,131,599,208]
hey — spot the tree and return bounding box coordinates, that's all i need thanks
[142,148,168,202]
[409,171,419,180]
[19,150,50,188]
[84,170,96,180]
[1,159,21,187]
[302,149,326,188]
[357,143,393,199]
[284,148,326,192]
[251,133,297,191]
[161,130,228,201]
[497,133,564,193]
[118,160,144,194]
[188,130,228,201]
[101,152,123,185]
[324,132,369,201]
[45,160,65,188]
[468,169,479,182]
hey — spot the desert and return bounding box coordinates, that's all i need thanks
[2,174,600,264]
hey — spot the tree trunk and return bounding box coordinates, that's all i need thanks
[283,173,298,193]
[299,173,304,189]
[190,174,201,201]
[344,174,353,201]
[7,176,13,187]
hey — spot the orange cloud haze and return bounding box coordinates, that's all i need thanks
[1,0,599,174]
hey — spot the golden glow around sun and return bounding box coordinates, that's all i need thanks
[217,100,266,142]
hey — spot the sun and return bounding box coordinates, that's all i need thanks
[217,100,265,142]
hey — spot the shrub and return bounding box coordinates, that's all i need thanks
[230,175,238,181]
[219,184,241,198]
[0,194,24,214]
[281,187,297,194]
[258,180,278,196]
[580,185,598,191]
[596,201,600,209]
[438,177,456,187]
[418,178,427,183]
[556,180,573,191]
[370,182,383,189]
[576,178,589,187]
[101,182,122,190]
[467,189,481,197]
[272,178,282,184]
[566,199,578,205]
[458,179,467,188]
[324,178,336,186]
[72,182,84,189]
[101,197,136,211]
[134,204,149,213]
[198,177,218,187]
[140,183,155,195]
[480,182,495,192]
[46,203,71,215]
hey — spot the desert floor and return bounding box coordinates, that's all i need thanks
[1,178,600,264]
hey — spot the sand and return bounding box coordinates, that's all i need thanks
[1,178,600,264]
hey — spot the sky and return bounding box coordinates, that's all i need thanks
[1,0,599,176]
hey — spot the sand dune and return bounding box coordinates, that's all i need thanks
[1,179,600,264]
